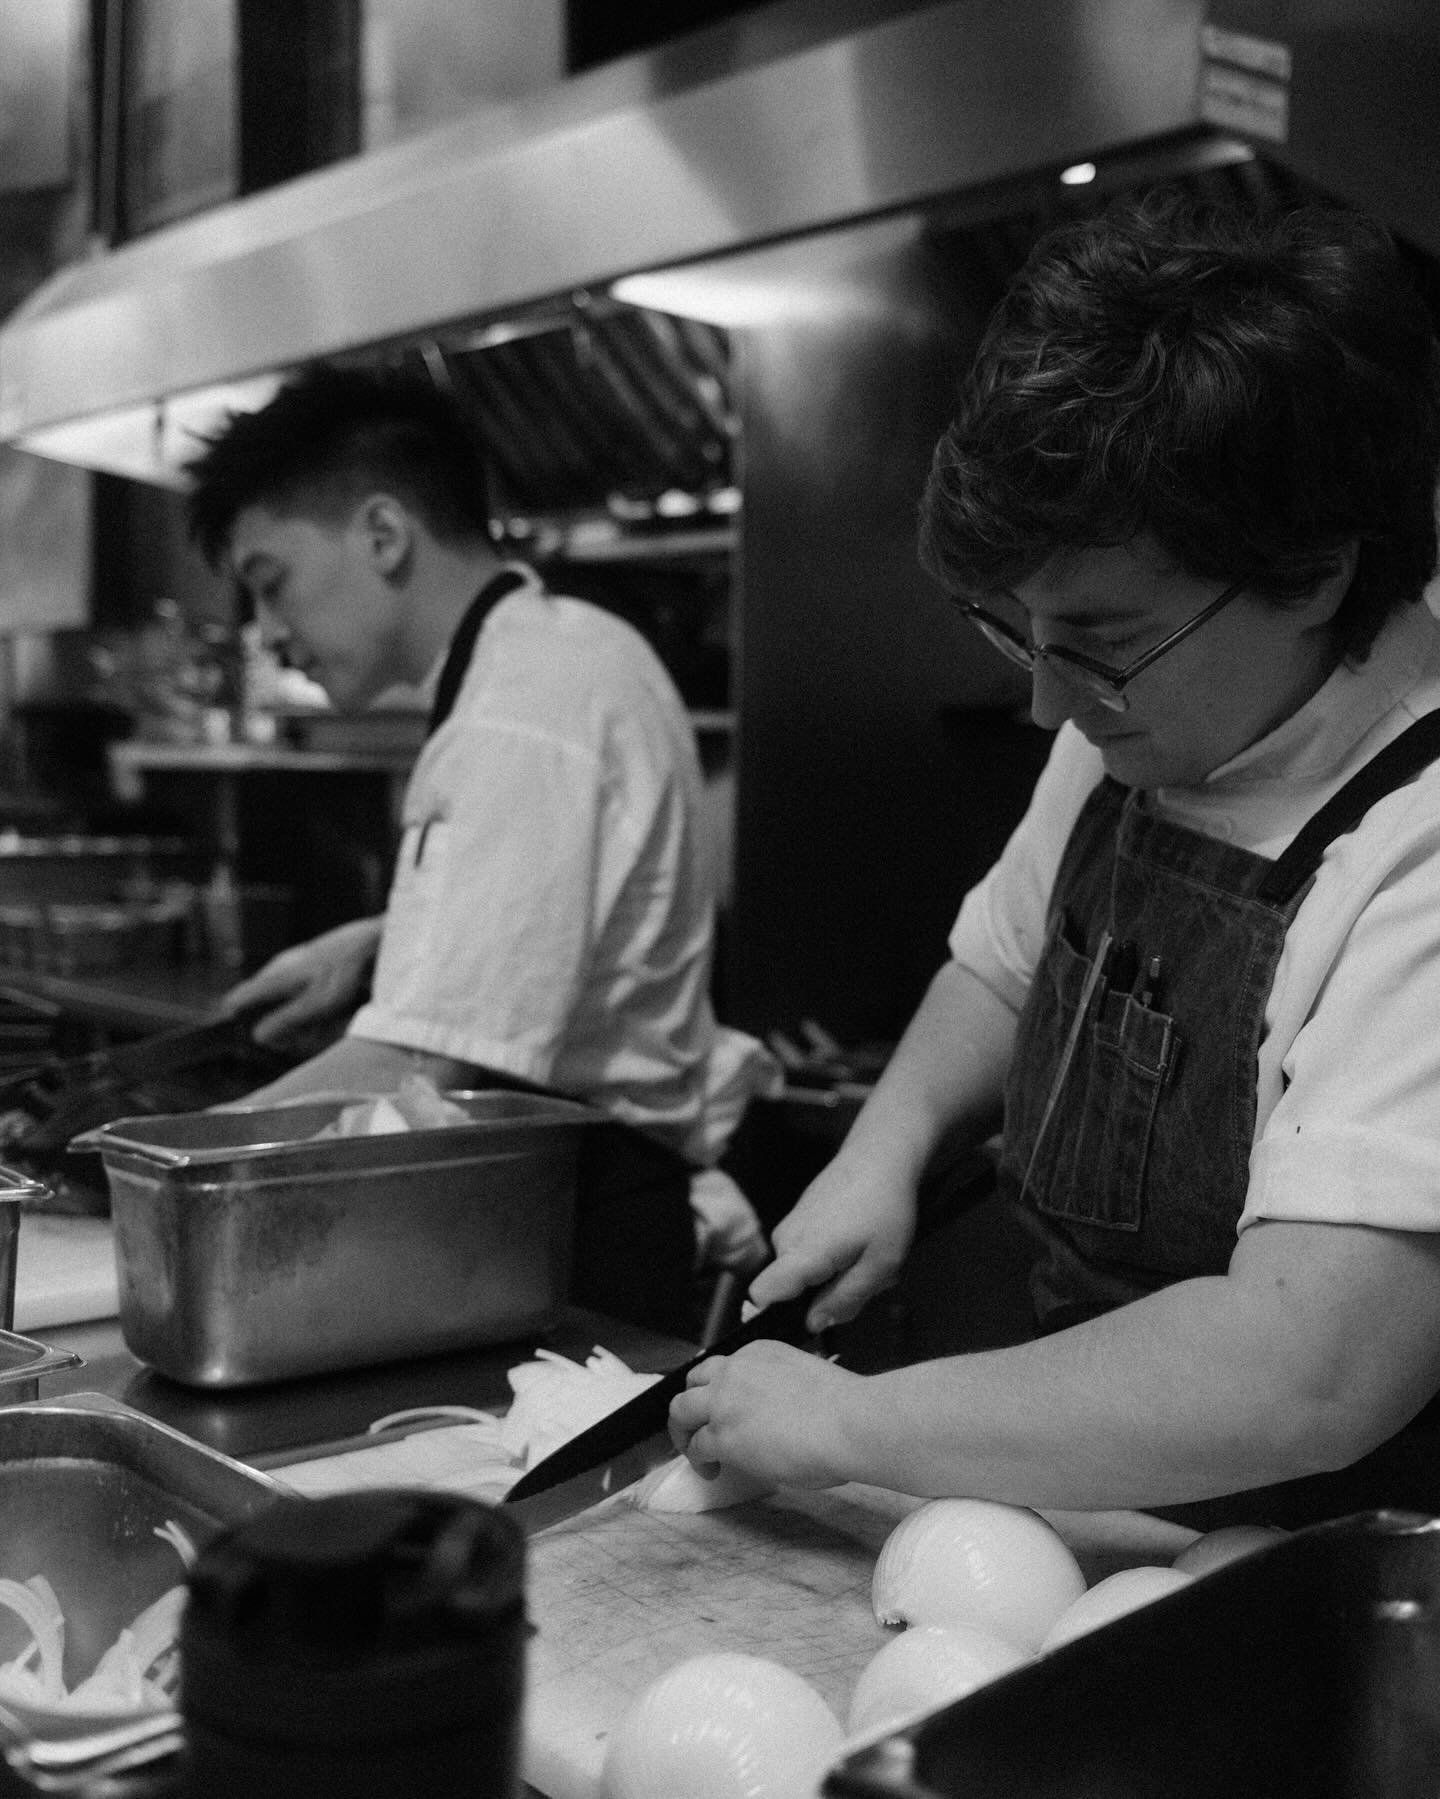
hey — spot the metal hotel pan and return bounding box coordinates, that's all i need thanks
[0,1396,282,1692]
[76,1090,594,1388]
[826,1509,1440,1799]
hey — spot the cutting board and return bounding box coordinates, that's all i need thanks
[275,1441,1198,1799]
[520,1482,913,1799]
[518,1486,1197,1799]
[12,1214,119,1329]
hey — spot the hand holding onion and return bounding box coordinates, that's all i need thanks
[669,1340,863,1487]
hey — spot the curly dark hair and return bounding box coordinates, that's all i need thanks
[184,363,492,565]
[919,191,1440,659]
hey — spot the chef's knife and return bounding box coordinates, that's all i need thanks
[501,1283,821,1533]
[502,1157,988,1533]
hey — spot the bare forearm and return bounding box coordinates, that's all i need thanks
[836,959,1015,1184]
[236,1036,472,1107]
[843,1282,1319,1508]
[674,1222,1440,1504]
[839,1226,1440,1509]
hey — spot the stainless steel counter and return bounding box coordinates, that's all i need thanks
[33,1306,694,1471]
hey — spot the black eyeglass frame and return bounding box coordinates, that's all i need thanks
[958,575,1252,713]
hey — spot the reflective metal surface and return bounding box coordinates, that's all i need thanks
[83,1091,590,1389]
[0,0,1207,457]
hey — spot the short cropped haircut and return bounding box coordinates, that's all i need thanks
[185,363,493,565]
[919,191,1440,659]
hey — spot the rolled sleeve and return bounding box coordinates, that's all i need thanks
[949,724,1101,1010]
[1242,772,1440,1238]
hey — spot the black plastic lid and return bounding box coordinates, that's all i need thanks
[180,1489,527,1746]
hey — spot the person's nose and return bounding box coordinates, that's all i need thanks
[1028,653,1085,732]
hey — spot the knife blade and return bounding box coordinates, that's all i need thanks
[502,1155,989,1533]
[501,1285,818,1533]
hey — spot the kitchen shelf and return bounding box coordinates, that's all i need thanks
[108,740,418,779]
[545,525,736,565]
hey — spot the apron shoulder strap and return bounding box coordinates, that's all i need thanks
[1256,707,1440,907]
[425,565,529,738]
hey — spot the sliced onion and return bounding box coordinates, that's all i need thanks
[603,1652,843,1799]
[66,1587,187,1712]
[871,1500,1086,1652]
[500,1348,660,1468]
[1040,1565,1193,1652]
[630,1455,772,1514]
[0,1575,66,1705]
[847,1623,1029,1736]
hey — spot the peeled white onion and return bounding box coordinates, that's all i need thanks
[871,1500,1086,1652]
[847,1623,1029,1736]
[1171,1524,1287,1578]
[1040,1565,1193,1652]
[631,1455,772,1514]
[602,1652,844,1799]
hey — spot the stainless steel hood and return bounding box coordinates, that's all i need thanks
[0,0,1212,485]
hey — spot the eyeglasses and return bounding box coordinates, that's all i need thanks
[957,575,1251,713]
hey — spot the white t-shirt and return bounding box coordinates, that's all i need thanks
[948,599,1440,1238]
[349,567,777,1165]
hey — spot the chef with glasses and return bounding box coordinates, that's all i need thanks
[671,192,1440,1529]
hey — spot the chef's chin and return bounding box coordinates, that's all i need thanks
[1089,733,1159,788]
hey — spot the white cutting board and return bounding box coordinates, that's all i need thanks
[520,1481,911,1799]
[12,1214,119,1329]
[277,1431,1196,1799]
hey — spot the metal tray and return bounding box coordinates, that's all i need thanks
[825,1508,1440,1799]
[77,1090,595,1389]
[0,1395,282,1695]
[0,1327,83,1405]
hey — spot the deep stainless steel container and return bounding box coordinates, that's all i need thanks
[0,1396,281,1696]
[79,1091,592,1388]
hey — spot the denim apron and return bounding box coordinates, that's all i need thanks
[996,711,1440,1527]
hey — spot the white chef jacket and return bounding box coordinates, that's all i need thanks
[349,567,777,1166]
[948,597,1440,1238]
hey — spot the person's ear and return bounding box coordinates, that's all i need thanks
[354,494,413,578]
[1309,538,1360,624]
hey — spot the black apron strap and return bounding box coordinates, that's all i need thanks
[1256,707,1440,907]
[425,565,528,739]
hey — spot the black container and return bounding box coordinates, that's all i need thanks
[179,1490,526,1799]
[826,1509,1440,1799]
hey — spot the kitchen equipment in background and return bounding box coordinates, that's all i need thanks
[0,831,202,904]
[0,984,60,1077]
[0,1009,277,1162]
[0,1394,283,1791]
[0,829,205,978]
[76,1091,593,1388]
[825,1508,1440,1799]
[180,1490,526,1798]
[0,1162,44,1328]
